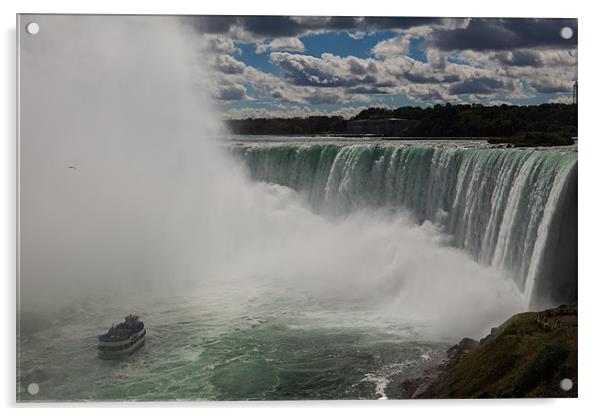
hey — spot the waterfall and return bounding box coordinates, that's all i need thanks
[232,143,578,307]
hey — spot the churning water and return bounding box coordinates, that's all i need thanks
[231,138,578,308]
[18,281,451,401]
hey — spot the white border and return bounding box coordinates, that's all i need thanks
[3,1,601,415]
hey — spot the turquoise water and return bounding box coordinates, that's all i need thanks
[18,281,448,401]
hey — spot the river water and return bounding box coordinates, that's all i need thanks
[18,137,576,401]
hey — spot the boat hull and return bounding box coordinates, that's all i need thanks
[97,329,146,359]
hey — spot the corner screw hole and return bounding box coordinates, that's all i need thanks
[560,378,573,391]
[560,27,573,40]
[27,382,39,395]
[26,22,40,35]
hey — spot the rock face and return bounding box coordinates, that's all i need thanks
[398,338,480,399]
[400,304,577,399]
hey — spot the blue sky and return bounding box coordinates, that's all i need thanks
[190,16,578,119]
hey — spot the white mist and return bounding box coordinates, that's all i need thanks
[19,15,522,340]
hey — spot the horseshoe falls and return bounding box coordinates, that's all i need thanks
[233,140,578,309]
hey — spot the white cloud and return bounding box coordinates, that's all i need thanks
[425,48,447,71]
[214,54,246,74]
[269,52,380,88]
[289,16,333,26]
[225,105,367,120]
[348,31,369,40]
[203,35,241,55]
[213,82,249,101]
[256,37,306,54]
[547,94,573,104]
[196,20,577,108]
[529,77,574,94]
[488,100,513,106]
[261,50,531,104]
[372,35,411,58]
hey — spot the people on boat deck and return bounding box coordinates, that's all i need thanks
[102,315,142,339]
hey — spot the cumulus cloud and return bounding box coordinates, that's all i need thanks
[529,77,573,94]
[214,82,248,101]
[236,66,364,105]
[495,49,576,68]
[452,48,576,98]
[256,37,305,53]
[404,83,457,103]
[372,35,411,58]
[269,52,379,88]
[193,16,577,107]
[425,48,447,71]
[496,50,544,67]
[214,54,246,74]
[449,76,507,95]
[203,35,241,54]
[263,49,533,104]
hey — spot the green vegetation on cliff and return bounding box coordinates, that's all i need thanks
[407,305,577,399]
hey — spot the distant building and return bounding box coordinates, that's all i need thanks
[573,81,578,105]
[346,118,412,136]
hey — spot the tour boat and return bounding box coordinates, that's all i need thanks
[98,314,146,359]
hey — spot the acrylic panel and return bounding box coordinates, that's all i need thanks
[17,14,577,401]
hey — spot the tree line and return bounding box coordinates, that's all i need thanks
[226,103,577,145]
